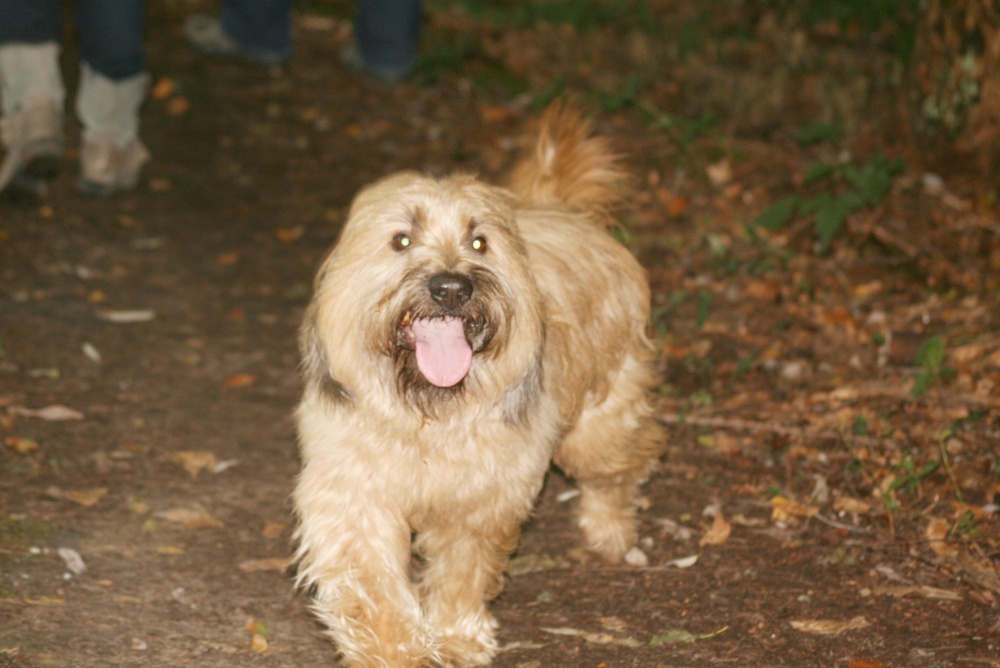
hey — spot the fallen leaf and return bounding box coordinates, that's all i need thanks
[57,547,87,575]
[222,374,256,388]
[833,495,872,515]
[96,309,156,324]
[665,554,699,568]
[150,77,175,100]
[789,616,870,635]
[160,507,224,529]
[848,661,885,668]
[771,495,819,524]
[148,178,172,192]
[6,437,40,454]
[699,513,732,547]
[478,104,513,122]
[238,557,291,573]
[250,633,268,654]
[706,159,731,186]
[624,546,649,566]
[216,251,239,266]
[261,521,287,540]
[926,518,959,559]
[540,627,642,648]
[12,405,84,421]
[508,553,571,576]
[649,629,697,645]
[23,596,65,606]
[875,584,962,601]
[157,546,185,555]
[166,96,190,117]
[650,626,728,645]
[599,617,628,633]
[46,486,108,507]
[275,226,304,242]
[173,450,218,478]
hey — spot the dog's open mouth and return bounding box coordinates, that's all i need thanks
[398,312,474,388]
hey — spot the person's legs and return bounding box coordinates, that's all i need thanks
[353,0,421,80]
[74,0,150,196]
[75,0,146,81]
[185,0,292,65]
[221,0,292,60]
[0,1,60,46]
[0,1,64,194]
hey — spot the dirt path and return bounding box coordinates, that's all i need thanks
[2,4,999,667]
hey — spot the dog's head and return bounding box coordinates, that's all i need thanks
[303,172,545,418]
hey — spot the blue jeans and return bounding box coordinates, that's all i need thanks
[0,0,146,80]
[356,0,422,75]
[220,0,294,61]
[218,0,421,72]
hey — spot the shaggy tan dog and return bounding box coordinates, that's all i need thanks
[293,103,662,668]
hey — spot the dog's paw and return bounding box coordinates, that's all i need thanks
[431,616,499,667]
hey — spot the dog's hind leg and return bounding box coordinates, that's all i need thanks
[554,352,663,564]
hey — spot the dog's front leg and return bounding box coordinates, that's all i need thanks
[414,520,521,667]
[296,504,432,668]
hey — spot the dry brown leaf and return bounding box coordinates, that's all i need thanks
[166,96,190,117]
[833,495,872,515]
[699,512,732,547]
[222,373,256,388]
[238,557,291,573]
[23,596,65,606]
[744,279,779,301]
[926,517,959,559]
[157,545,185,555]
[771,496,819,524]
[46,486,108,507]
[12,404,84,421]
[275,226,304,243]
[250,633,269,654]
[150,77,175,100]
[599,617,628,633]
[541,627,642,648]
[6,437,40,454]
[215,251,239,266]
[261,521,287,540]
[875,584,962,601]
[173,450,218,478]
[161,507,223,529]
[789,616,870,635]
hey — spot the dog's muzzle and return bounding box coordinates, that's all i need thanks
[394,272,489,388]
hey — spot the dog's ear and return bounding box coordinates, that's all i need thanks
[501,343,544,424]
[300,315,353,406]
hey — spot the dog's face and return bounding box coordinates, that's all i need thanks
[303,172,546,418]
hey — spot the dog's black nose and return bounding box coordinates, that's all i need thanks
[428,272,473,310]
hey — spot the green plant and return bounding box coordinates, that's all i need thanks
[754,152,904,252]
[888,452,940,496]
[911,334,953,398]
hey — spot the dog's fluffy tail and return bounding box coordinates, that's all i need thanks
[507,101,628,223]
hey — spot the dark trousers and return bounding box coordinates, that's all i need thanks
[0,0,146,80]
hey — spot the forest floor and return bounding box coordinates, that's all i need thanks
[1,1,998,666]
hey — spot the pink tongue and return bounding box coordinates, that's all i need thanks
[412,317,473,388]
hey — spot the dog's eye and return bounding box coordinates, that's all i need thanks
[392,233,412,251]
[471,236,487,253]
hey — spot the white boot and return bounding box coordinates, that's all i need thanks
[0,43,65,195]
[76,63,150,196]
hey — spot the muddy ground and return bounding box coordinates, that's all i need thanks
[2,2,999,667]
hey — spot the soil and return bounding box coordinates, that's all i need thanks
[2,3,999,667]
